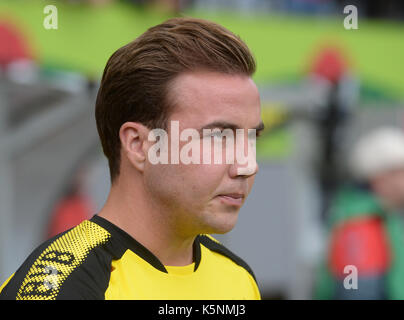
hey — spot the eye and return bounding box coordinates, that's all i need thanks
[202,129,223,139]
[211,130,223,138]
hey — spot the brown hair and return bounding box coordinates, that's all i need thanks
[95,17,256,182]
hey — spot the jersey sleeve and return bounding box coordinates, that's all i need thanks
[0,220,113,300]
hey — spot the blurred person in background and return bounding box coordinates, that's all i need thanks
[314,127,404,299]
[47,167,94,239]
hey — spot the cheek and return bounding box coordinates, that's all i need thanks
[246,176,256,196]
[145,161,226,202]
[397,178,404,194]
[180,163,228,196]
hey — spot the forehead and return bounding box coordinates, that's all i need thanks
[167,71,261,128]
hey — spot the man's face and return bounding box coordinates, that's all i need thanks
[143,71,262,237]
[373,168,404,209]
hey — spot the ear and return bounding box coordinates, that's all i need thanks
[119,122,150,172]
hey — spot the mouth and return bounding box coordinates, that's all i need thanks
[216,193,245,207]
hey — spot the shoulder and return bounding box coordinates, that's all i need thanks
[0,219,121,300]
[198,234,257,281]
[197,235,261,299]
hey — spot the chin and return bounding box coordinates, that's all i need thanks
[202,212,239,235]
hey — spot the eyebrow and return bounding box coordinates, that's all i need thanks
[199,121,265,133]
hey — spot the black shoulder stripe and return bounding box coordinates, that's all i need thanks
[3,220,112,300]
[0,228,73,300]
[198,235,257,281]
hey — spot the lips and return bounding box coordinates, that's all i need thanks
[220,193,244,199]
[217,193,245,206]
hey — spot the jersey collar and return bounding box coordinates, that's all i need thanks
[91,215,202,273]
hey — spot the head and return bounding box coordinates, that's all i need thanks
[95,17,262,236]
[369,168,404,210]
[350,127,404,209]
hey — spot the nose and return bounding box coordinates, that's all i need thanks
[229,157,259,178]
[229,130,259,178]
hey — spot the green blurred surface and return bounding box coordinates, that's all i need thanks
[1,0,404,97]
[256,128,293,161]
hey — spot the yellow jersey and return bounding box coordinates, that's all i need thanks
[0,215,260,300]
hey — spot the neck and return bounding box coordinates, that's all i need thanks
[98,176,196,267]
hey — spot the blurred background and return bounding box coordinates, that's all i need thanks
[0,0,403,299]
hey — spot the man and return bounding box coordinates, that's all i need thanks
[0,17,263,299]
[314,127,404,299]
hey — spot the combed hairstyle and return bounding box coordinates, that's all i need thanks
[95,17,256,182]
